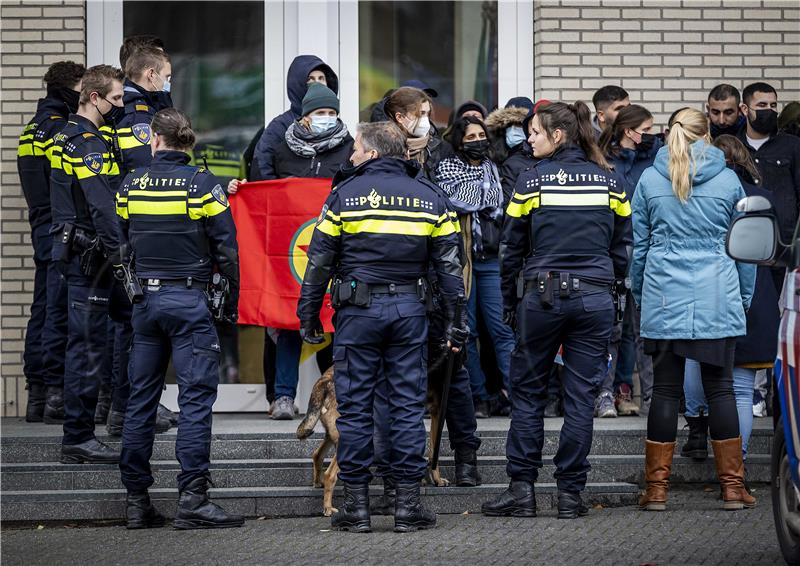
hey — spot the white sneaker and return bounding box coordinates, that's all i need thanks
[752,400,767,418]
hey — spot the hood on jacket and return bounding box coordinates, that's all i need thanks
[652,139,727,187]
[286,55,339,117]
[485,107,529,133]
[452,100,488,122]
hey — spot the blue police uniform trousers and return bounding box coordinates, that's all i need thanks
[24,223,66,389]
[62,258,126,444]
[120,285,219,493]
[506,289,614,493]
[334,293,429,484]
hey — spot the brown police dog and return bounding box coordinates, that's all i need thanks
[297,365,450,516]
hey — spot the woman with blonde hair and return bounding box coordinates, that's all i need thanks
[631,107,756,511]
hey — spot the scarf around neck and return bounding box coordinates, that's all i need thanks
[285,119,349,158]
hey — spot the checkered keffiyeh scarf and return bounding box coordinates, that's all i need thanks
[435,156,504,255]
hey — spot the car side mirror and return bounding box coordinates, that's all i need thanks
[735,195,773,213]
[726,214,779,264]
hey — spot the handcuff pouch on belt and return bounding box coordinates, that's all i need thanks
[331,277,429,309]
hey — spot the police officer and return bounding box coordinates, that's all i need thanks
[116,108,243,530]
[482,101,632,519]
[298,121,467,533]
[17,61,85,423]
[49,65,127,463]
[100,43,174,435]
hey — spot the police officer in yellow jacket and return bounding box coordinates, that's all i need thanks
[297,122,467,533]
[49,65,127,464]
[482,102,632,519]
[116,108,242,530]
[17,61,85,423]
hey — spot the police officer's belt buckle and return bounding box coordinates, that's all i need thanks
[146,278,161,291]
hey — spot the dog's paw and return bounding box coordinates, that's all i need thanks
[313,481,324,488]
[323,507,337,517]
[434,476,450,487]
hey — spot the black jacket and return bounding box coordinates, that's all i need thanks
[297,157,465,323]
[17,97,70,229]
[501,145,632,309]
[738,129,800,242]
[272,133,354,180]
[499,143,538,204]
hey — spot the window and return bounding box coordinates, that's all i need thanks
[358,0,498,125]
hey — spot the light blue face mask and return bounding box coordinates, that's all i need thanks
[505,125,526,148]
[310,115,337,134]
[162,78,171,93]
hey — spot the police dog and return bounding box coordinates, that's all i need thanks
[297,364,449,517]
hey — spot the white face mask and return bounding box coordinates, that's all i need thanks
[310,115,337,134]
[412,115,431,138]
[505,125,526,148]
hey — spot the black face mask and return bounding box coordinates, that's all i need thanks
[710,116,744,138]
[462,139,490,161]
[635,133,656,153]
[97,98,125,127]
[748,108,778,135]
[58,88,80,113]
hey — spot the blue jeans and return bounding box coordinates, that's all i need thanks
[683,360,756,458]
[275,329,301,399]
[465,258,515,399]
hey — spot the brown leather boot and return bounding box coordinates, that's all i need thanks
[639,440,675,511]
[711,437,756,510]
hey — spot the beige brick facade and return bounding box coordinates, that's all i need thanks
[533,0,800,126]
[1,1,799,416]
[1,0,86,416]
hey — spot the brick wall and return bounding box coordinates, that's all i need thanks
[1,1,85,416]
[533,0,800,128]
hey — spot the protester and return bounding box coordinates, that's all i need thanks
[779,101,800,137]
[596,104,661,417]
[632,107,756,511]
[485,97,535,200]
[680,135,780,462]
[436,116,514,419]
[707,84,745,138]
[250,55,338,180]
[591,85,630,135]
[385,86,452,180]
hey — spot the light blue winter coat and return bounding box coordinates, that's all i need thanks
[630,140,755,340]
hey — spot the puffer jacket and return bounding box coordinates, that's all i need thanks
[485,106,529,164]
[630,140,756,340]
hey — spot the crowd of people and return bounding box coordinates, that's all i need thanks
[14,34,800,531]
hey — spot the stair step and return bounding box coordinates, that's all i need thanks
[0,482,640,522]
[0,429,774,463]
[0,454,771,491]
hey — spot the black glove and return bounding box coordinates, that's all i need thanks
[445,322,469,351]
[300,318,325,344]
[502,308,517,331]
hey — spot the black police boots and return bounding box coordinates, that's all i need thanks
[454,447,481,487]
[481,480,537,517]
[95,384,112,425]
[25,383,46,422]
[371,477,396,516]
[61,438,120,464]
[557,490,589,519]
[681,414,709,461]
[107,410,171,437]
[394,481,436,532]
[43,386,65,424]
[331,483,371,532]
[126,490,166,529]
[158,403,179,426]
[173,476,244,530]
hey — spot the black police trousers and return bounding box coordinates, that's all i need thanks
[506,289,614,493]
[120,286,219,493]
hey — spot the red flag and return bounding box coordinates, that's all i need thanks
[230,178,335,331]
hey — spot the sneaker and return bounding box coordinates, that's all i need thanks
[594,392,617,418]
[614,384,639,416]
[752,399,767,418]
[473,398,490,419]
[271,396,295,420]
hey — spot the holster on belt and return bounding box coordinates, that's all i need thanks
[537,271,554,309]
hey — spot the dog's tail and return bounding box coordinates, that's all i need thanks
[296,382,325,439]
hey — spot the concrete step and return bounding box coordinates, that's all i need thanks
[0,428,774,463]
[0,482,641,523]
[0,453,771,492]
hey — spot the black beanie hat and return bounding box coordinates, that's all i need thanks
[302,82,340,116]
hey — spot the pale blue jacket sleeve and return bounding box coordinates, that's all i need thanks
[630,178,650,308]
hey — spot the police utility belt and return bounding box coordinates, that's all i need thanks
[521,272,610,309]
[56,223,106,277]
[331,277,431,309]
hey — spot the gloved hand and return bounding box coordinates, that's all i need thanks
[300,318,325,344]
[445,322,469,352]
[502,308,517,331]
